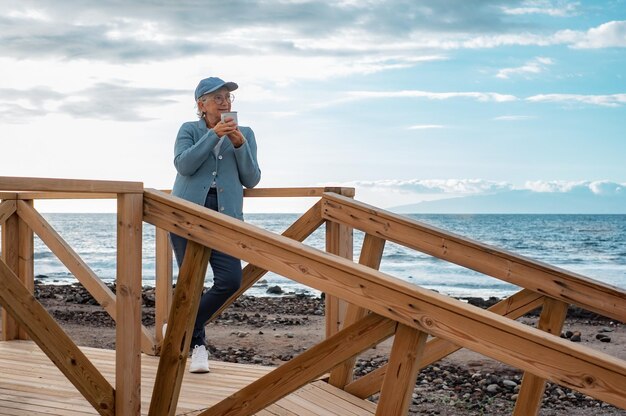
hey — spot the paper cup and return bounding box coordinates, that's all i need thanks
[221,111,238,124]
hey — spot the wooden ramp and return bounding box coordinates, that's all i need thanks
[0,341,376,415]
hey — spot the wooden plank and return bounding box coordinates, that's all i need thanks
[0,261,115,415]
[243,187,355,198]
[325,220,353,338]
[0,193,18,200]
[142,189,626,409]
[321,193,626,322]
[116,193,143,416]
[289,387,358,416]
[324,187,356,198]
[149,240,212,416]
[313,381,376,413]
[208,200,325,324]
[345,289,544,398]
[199,313,396,416]
[0,340,523,416]
[13,192,116,200]
[155,227,173,345]
[513,297,569,416]
[376,324,428,415]
[16,201,157,355]
[17,200,34,341]
[244,188,326,198]
[0,391,97,415]
[0,176,143,193]
[0,200,16,225]
[293,385,368,416]
[1,210,19,341]
[329,234,385,388]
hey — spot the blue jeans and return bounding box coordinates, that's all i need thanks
[169,189,243,349]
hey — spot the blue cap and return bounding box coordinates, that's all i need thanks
[194,77,238,100]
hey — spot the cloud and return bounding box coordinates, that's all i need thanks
[342,179,512,195]
[526,93,626,107]
[2,1,621,71]
[346,90,518,102]
[5,79,620,123]
[404,21,626,51]
[496,56,554,79]
[501,0,580,17]
[0,83,185,122]
[340,179,626,197]
[0,1,512,63]
[525,180,625,195]
[0,103,42,123]
[0,86,66,122]
[334,89,626,108]
[556,20,626,48]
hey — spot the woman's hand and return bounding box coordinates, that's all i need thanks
[227,128,245,148]
[213,118,238,138]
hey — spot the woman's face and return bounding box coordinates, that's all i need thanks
[198,87,232,126]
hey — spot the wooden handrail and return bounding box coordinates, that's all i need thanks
[321,192,626,323]
[0,176,143,194]
[142,188,626,409]
[244,187,355,198]
[0,186,355,200]
[1,192,118,200]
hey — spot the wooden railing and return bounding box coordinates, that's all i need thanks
[1,176,625,416]
[1,176,143,416]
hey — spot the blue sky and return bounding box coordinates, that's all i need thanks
[1,0,625,212]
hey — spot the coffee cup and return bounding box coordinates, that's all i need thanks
[221,111,238,124]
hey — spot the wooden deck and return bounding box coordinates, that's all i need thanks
[0,341,376,415]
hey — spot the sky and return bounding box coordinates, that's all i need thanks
[1,0,625,213]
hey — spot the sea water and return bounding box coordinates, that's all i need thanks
[25,213,626,299]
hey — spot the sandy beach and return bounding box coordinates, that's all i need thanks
[2,282,625,416]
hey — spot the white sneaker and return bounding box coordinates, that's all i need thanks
[189,345,210,373]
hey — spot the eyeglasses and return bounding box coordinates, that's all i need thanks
[202,93,235,105]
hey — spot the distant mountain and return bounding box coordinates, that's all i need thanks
[389,189,626,214]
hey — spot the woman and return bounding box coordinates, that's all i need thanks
[169,76,261,373]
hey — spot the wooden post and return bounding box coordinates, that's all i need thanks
[1,199,20,341]
[329,233,385,388]
[325,220,353,337]
[17,199,34,340]
[116,193,143,416]
[513,297,569,415]
[155,227,173,345]
[376,324,428,415]
[149,240,211,416]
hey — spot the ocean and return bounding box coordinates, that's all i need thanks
[28,213,626,299]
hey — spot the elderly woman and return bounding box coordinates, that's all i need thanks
[169,77,261,373]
